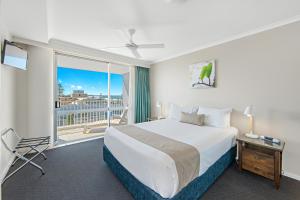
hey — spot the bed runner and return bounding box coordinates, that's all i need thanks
[114,125,200,192]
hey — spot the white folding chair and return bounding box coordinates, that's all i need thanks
[1,128,50,184]
[112,108,128,125]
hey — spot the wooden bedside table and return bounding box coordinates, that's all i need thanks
[237,134,285,189]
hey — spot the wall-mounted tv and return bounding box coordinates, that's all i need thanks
[1,40,28,70]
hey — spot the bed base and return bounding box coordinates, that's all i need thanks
[103,145,236,200]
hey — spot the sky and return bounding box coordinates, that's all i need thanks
[57,66,123,95]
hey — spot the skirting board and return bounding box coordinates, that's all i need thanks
[284,171,300,181]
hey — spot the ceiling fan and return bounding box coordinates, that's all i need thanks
[102,29,165,58]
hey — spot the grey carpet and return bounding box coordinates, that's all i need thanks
[2,138,300,200]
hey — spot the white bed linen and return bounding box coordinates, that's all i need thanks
[104,119,238,198]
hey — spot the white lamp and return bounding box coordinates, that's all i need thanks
[244,105,259,139]
[156,101,162,119]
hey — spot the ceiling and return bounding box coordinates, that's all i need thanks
[1,0,300,63]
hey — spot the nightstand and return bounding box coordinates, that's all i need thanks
[237,134,285,189]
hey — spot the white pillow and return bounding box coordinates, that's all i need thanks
[168,104,181,121]
[197,106,232,128]
[168,103,198,121]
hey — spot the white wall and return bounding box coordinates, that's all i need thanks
[0,43,54,182]
[26,46,54,139]
[150,21,300,179]
[0,60,19,181]
[0,0,20,183]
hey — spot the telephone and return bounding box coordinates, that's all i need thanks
[260,136,281,145]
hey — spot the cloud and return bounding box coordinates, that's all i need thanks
[71,85,83,90]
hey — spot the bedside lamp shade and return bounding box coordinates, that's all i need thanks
[243,105,258,139]
[156,101,162,119]
[156,101,161,108]
[244,105,253,117]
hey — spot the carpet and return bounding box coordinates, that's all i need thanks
[2,138,300,200]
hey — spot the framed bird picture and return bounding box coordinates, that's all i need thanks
[189,60,216,88]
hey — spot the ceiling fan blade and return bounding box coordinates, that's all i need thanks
[137,44,165,49]
[101,45,127,49]
[128,47,141,58]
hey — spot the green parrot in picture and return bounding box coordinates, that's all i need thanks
[199,62,213,86]
[205,63,213,85]
[199,65,207,83]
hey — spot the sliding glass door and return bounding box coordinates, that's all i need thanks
[109,65,130,127]
[54,54,130,144]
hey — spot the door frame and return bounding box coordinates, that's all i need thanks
[53,53,58,144]
[52,52,116,145]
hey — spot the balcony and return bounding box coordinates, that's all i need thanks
[56,98,127,143]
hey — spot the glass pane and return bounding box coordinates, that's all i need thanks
[56,66,108,144]
[109,65,130,127]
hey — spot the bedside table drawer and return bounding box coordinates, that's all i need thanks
[242,149,274,179]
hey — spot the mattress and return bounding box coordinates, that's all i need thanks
[104,119,238,198]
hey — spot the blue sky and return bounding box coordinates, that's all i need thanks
[57,67,123,95]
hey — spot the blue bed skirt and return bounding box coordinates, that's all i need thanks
[103,145,236,200]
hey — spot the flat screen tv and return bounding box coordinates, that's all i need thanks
[1,40,27,70]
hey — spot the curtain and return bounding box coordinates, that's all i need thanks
[135,66,151,123]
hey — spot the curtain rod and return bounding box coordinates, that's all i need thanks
[54,51,134,67]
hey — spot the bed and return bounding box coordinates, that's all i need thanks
[104,118,238,200]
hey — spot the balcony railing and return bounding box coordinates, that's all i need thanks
[56,98,124,128]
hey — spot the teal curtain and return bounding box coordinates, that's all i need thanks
[135,66,151,123]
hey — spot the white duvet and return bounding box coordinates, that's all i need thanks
[104,119,238,198]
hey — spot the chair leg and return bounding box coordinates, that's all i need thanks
[29,146,47,160]
[11,157,19,167]
[11,146,47,166]
[2,148,47,184]
[11,148,34,166]
[41,152,47,160]
[16,153,45,175]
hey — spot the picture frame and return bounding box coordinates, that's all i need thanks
[189,60,216,88]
